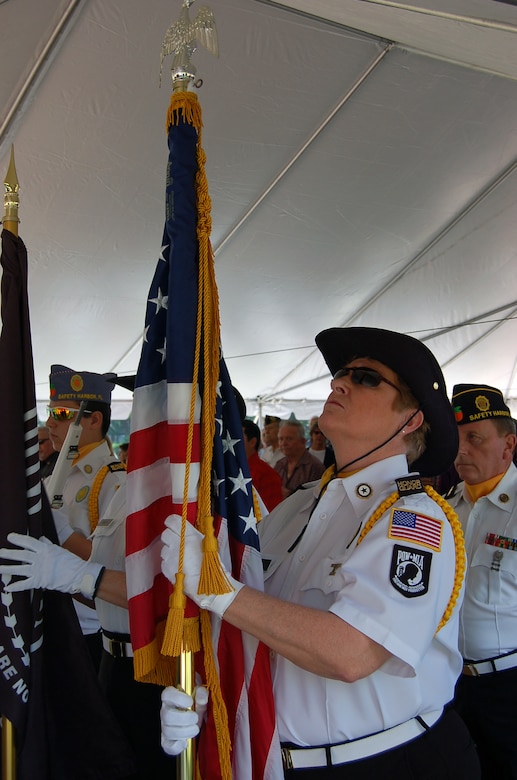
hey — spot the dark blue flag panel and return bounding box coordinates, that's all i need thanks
[0,228,135,779]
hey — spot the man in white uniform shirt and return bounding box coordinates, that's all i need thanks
[160,327,480,778]
[446,384,517,778]
[45,364,126,668]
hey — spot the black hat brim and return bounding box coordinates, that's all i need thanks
[315,327,458,477]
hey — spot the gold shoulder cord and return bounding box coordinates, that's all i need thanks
[87,463,126,533]
[356,485,465,634]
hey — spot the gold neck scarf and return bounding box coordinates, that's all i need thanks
[465,471,506,503]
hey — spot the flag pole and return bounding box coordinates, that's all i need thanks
[170,56,197,780]
[1,145,20,780]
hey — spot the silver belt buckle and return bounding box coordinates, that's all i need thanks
[109,637,126,658]
[281,747,294,770]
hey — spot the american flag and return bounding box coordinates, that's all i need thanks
[125,92,282,779]
[389,508,443,551]
[198,358,282,780]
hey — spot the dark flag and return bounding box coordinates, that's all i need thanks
[0,227,135,779]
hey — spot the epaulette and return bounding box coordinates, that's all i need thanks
[106,461,127,474]
[395,475,425,495]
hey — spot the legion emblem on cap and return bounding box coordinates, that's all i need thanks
[70,374,84,393]
[452,384,510,425]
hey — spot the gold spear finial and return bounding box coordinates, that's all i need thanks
[3,145,20,237]
[160,0,218,92]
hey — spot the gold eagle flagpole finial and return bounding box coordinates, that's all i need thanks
[3,145,20,237]
[160,0,218,92]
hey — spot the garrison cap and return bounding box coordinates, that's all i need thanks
[452,384,511,425]
[49,364,115,404]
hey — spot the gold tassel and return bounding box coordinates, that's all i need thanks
[198,516,234,595]
[200,611,232,780]
[162,574,188,657]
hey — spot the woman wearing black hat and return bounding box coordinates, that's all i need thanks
[159,327,480,778]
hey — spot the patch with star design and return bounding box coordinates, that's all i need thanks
[390,544,432,598]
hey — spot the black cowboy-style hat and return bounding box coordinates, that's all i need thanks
[315,327,458,477]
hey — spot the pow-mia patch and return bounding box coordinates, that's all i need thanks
[75,485,90,503]
[390,544,432,598]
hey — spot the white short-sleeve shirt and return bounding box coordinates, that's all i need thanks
[258,454,463,746]
[448,463,517,660]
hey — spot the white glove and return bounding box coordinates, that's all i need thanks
[161,515,244,618]
[161,685,209,756]
[0,533,104,598]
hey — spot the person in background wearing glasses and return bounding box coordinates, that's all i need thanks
[38,425,58,479]
[159,327,480,779]
[275,419,326,499]
[44,364,126,669]
[444,385,517,778]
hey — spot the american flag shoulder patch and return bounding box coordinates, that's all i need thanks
[388,507,443,552]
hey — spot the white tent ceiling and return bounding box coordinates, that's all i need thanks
[1,0,517,422]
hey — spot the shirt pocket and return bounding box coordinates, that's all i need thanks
[469,544,517,605]
[298,557,348,609]
[91,515,126,570]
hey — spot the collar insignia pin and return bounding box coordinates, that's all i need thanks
[356,483,372,498]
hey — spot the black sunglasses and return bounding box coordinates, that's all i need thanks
[333,366,401,394]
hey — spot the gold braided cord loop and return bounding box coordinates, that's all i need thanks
[356,487,465,634]
[424,485,466,633]
[87,465,109,533]
[88,463,126,533]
